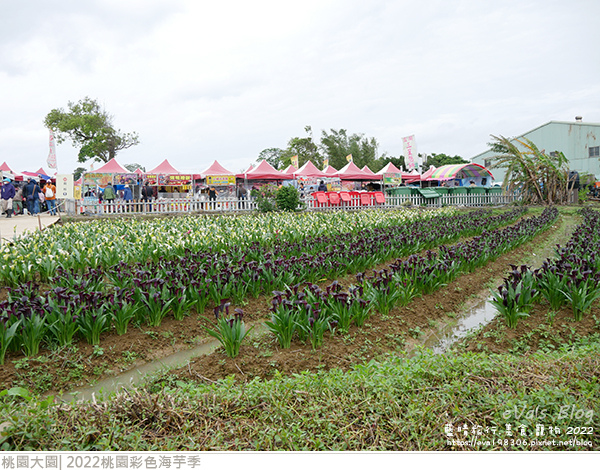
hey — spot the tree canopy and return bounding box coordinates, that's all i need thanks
[257,148,284,170]
[44,97,140,164]
[257,126,466,174]
[488,135,571,204]
[320,128,381,170]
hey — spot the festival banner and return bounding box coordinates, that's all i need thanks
[346,154,353,163]
[47,130,57,169]
[383,173,402,185]
[207,175,236,186]
[323,158,329,169]
[144,174,192,186]
[113,173,138,185]
[291,155,299,168]
[84,173,113,188]
[402,135,417,171]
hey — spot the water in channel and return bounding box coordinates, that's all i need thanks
[422,298,497,354]
[60,301,497,402]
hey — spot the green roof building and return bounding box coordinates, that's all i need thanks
[471,118,600,183]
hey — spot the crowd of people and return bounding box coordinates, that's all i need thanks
[0,177,57,218]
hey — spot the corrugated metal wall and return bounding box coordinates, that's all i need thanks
[471,121,600,182]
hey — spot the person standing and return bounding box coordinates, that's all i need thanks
[23,178,35,215]
[103,183,116,203]
[141,182,153,212]
[32,180,42,214]
[13,184,23,215]
[208,186,217,201]
[1,178,15,218]
[44,180,57,215]
[236,183,247,209]
[123,184,133,212]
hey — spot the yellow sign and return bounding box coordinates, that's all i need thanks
[346,154,353,162]
[291,155,299,167]
[207,175,236,186]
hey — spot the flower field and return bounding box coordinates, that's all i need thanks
[0,207,528,359]
[1,205,599,451]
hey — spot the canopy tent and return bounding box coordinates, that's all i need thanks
[335,162,381,180]
[22,171,52,181]
[377,162,403,185]
[0,162,14,173]
[144,159,192,189]
[294,160,327,178]
[420,165,437,181]
[35,167,54,177]
[94,158,130,173]
[323,165,338,176]
[376,162,402,175]
[0,162,24,181]
[147,159,181,174]
[83,158,137,190]
[134,168,144,175]
[196,160,235,177]
[402,169,421,184]
[243,160,293,180]
[282,164,297,175]
[361,165,378,177]
[426,163,494,181]
[236,164,254,178]
[195,160,236,187]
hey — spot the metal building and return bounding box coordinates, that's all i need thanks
[471,118,600,184]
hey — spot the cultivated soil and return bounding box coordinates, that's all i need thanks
[1,208,598,396]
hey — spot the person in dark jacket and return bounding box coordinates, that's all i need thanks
[31,180,42,214]
[23,178,41,215]
[317,180,327,192]
[1,178,16,218]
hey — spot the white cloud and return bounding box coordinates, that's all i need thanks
[1,0,599,174]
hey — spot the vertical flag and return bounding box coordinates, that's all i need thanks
[323,157,329,169]
[47,129,57,170]
[291,155,299,168]
[402,135,417,171]
[346,154,353,163]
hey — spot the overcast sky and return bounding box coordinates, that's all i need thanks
[1,0,599,175]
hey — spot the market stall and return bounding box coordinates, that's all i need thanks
[241,160,294,189]
[334,161,382,191]
[426,163,494,187]
[145,159,192,198]
[293,160,340,193]
[194,160,237,199]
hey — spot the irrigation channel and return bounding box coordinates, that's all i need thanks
[60,301,497,402]
[59,211,580,403]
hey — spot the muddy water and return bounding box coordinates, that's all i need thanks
[422,298,497,354]
[62,299,498,402]
[59,323,269,403]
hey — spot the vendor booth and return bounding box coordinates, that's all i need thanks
[145,159,192,198]
[194,160,237,200]
[293,160,340,193]
[427,163,494,187]
[240,160,293,192]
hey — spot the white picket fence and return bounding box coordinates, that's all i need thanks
[62,191,520,216]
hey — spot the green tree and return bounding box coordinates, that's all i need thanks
[73,167,87,181]
[320,129,381,170]
[257,148,284,170]
[124,163,146,173]
[488,135,570,204]
[280,126,322,168]
[44,97,140,164]
[424,153,468,167]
